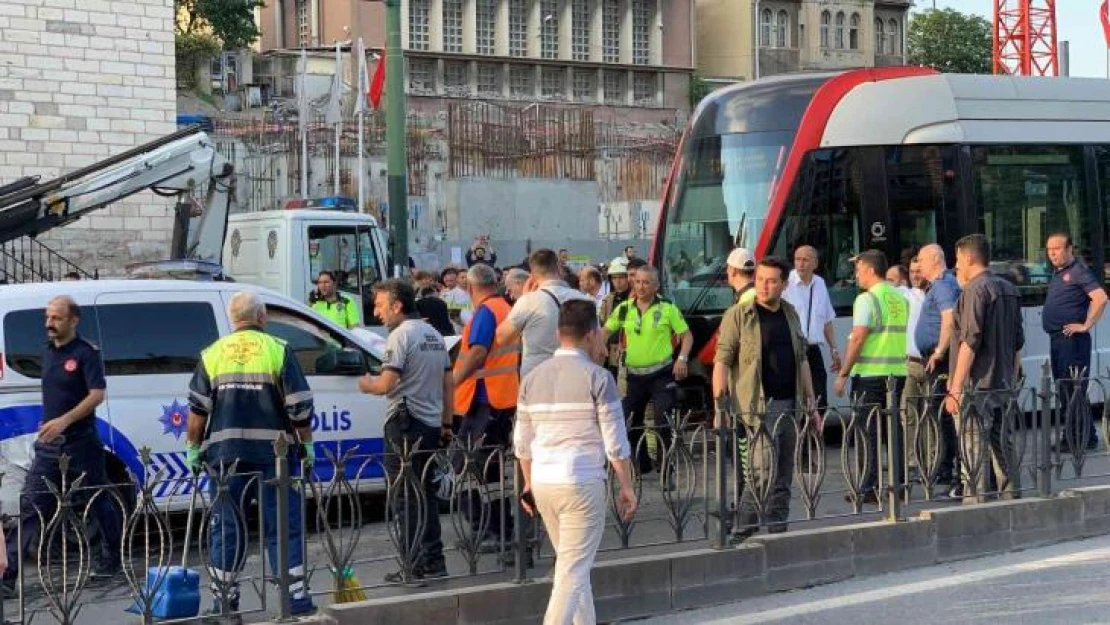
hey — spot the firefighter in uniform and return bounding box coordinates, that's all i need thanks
[452,264,521,542]
[186,291,317,619]
[834,250,909,505]
[603,266,693,475]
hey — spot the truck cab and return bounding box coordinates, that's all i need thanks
[222,197,391,322]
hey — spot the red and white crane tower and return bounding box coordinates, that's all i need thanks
[993,0,1059,76]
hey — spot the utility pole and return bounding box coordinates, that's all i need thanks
[385,0,408,276]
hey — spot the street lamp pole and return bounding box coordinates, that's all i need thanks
[385,0,409,276]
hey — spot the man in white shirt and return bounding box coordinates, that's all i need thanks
[782,245,841,408]
[577,265,606,317]
[901,256,928,470]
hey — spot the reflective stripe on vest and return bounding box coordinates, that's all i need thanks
[454,296,521,412]
[854,283,909,378]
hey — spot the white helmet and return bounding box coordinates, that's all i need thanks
[607,257,629,275]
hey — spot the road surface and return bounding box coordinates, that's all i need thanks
[635,534,1110,624]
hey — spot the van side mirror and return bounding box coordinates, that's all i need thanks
[315,348,366,376]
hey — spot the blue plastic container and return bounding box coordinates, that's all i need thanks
[126,565,201,618]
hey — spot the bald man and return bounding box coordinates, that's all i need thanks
[915,243,961,487]
[783,245,840,408]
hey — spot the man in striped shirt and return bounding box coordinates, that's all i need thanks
[515,299,637,624]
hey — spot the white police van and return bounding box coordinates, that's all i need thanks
[0,280,390,515]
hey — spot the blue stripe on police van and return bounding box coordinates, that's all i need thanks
[0,405,385,491]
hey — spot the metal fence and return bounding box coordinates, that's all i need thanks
[3,362,1110,623]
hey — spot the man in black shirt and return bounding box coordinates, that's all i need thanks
[714,258,817,536]
[3,296,122,583]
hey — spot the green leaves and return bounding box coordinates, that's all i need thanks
[907,8,993,74]
[176,0,265,50]
[689,74,714,108]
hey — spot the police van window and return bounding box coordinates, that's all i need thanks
[3,307,102,379]
[972,145,1089,307]
[266,306,374,375]
[769,147,866,315]
[97,303,218,376]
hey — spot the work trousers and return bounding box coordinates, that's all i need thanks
[383,416,445,571]
[954,400,1020,502]
[851,376,905,496]
[1050,332,1097,447]
[623,367,677,474]
[738,398,797,532]
[4,427,122,578]
[534,481,606,625]
[207,460,313,614]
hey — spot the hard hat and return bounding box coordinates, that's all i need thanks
[607,257,629,274]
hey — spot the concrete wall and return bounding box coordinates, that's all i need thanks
[269,486,1110,625]
[0,0,177,275]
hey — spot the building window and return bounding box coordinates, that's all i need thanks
[776,10,789,48]
[510,64,534,96]
[444,60,468,91]
[442,0,463,53]
[409,0,431,50]
[849,13,860,50]
[888,18,901,55]
[541,0,559,59]
[476,0,496,55]
[834,11,845,50]
[632,71,654,105]
[477,62,502,95]
[296,0,310,47]
[632,0,651,65]
[604,69,625,103]
[509,0,528,57]
[408,57,435,92]
[572,0,591,61]
[603,0,620,63]
[820,11,830,49]
[541,66,564,98]
[875,18,885,55]
[573,68,596,101]
[760,9,772,48]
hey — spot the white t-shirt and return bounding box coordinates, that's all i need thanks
[506,280,592,378]
[783,271,836,346]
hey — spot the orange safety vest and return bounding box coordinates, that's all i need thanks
[454,296,521,413]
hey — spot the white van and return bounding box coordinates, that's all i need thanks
[0,280,390,515]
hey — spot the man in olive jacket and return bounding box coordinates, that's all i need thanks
[712,257,818,535]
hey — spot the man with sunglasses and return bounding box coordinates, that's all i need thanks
[603,266,693,475]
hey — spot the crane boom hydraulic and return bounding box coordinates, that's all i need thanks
[0,127,235,265]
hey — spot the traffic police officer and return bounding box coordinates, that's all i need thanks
[3,295,121,582]
[309,270,361,328]
[603,266,693,475]
[834,250,908,505]
[1044,232,1107,451]
[186,291,317,618]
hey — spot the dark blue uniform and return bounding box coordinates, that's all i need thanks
[1044,258,1100,447]
[4,335,121,579]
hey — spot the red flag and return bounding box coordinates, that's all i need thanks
[369,48,386,109]
[1103,0,1110,47]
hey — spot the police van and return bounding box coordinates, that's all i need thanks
[0,280,391,515]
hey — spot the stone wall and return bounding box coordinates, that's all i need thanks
[0,0,177,276]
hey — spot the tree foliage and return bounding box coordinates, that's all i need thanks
[907,8,992,74]
[689,74,714,108]
[176,0,265,50]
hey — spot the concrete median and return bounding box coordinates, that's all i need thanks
[259,486,1110,625]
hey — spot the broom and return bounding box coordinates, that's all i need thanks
[296,434,367,603]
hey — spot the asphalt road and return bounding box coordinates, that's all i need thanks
[635,534,1110,625]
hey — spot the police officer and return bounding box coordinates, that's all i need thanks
[3,296,121,583]
[603,266,694,475]
[186,291,316,619]
[309,270,361,329]
[361,279,453,581]
[1044,232,1107,452]
[834,250,909,505]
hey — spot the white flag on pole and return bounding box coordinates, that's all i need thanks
[324,41,343,125]
[353,38,369,116]
[297,48,309,134]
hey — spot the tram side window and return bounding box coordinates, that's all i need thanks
[1096,147,1110,286]
[770,148,866,315]
[885,145,957,255]
[971,146,1089,306]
